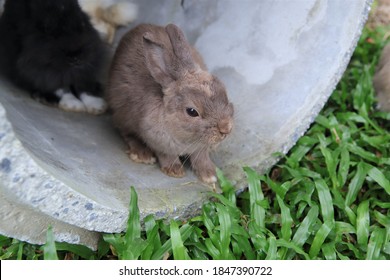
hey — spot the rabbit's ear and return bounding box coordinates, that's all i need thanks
[143,32,175,89]
[165,24,196,71]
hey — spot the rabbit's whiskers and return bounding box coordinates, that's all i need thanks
[166,138,204,174]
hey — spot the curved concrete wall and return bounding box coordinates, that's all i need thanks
[0,0,372,248]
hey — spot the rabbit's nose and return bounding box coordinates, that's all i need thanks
[218,120,233,135]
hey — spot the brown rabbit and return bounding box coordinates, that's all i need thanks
[107,23,234,183]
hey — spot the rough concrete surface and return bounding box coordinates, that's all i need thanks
[0,0,372,247]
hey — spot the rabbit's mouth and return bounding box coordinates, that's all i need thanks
[209,134,226,146]
[209,122,233,145]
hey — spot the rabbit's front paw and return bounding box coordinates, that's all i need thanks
[80,93,108,115]
[57,90,86,112]
[125,136,156,164]
[191,152,217,184]
[196,169,217,184]
[126,149,156,165]
[157,153,185,178]
[161,163,186,178]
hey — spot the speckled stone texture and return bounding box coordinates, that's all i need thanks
[0,0,372,248]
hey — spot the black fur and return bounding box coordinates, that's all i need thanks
[0,0,105,103]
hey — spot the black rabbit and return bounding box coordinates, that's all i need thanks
[0,0,107,114]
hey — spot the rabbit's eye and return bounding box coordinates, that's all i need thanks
[186,108,199,117]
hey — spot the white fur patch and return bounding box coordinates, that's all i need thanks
[108,2,138,25]
[55,88,66,98]
[79,0,138,43]
[203,175,217,184]
[80,93,108,115]
[58,91,87,112]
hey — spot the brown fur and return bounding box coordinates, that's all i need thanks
[106,24,234,183]
[373,44,390,112]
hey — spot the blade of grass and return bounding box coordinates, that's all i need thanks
[16,242,24,260]
[286,145,313,168]
[170,220,189,260]
[248,222,267,253]
[330,188,346,210]
[315,114,331,128]
[373,211,390,228]
[344,205,357,226]
[97,239,110,259]
[276,195,293,241]
[261,175,294,199]
[244,167,265,229]
[208,192,241,217]
[55,243,96,260]
[335,221,356,237]
[102,233,123,255]
[125,186,141,244]
[292,179,315,206]
[322,242,336,260]
[314,179,335,224]
[338,147,350,187]
[347,144,379,164]
[43,226,58,260]
[204,238,220,259]
[340,240,365,259]
[202,203,216,233]
[384,242,390,256]
[309,220,334,259]
[283,166,322,179]
[286,205,319,260]
[265,236,277,260]
[292,205,319,247]
[345,162,369,206]
[366,227,386,260]
[120,186,148,260]
[356,200,370,247]
[276,239,310,260]
[231,239,242,258]
[361,134,390,150]
[144,215,162,249]
[151,224,193,260]
[216,168,236,204]
[232,233,256,260]
[1,243,20,260]
[318,134,339,188]
[216,203,233,259]
[189,243,209,260]
[141,224,160,260]
[124,238,148,260]
[367,167,390,195]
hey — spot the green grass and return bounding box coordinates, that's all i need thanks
[1,26,390,260]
